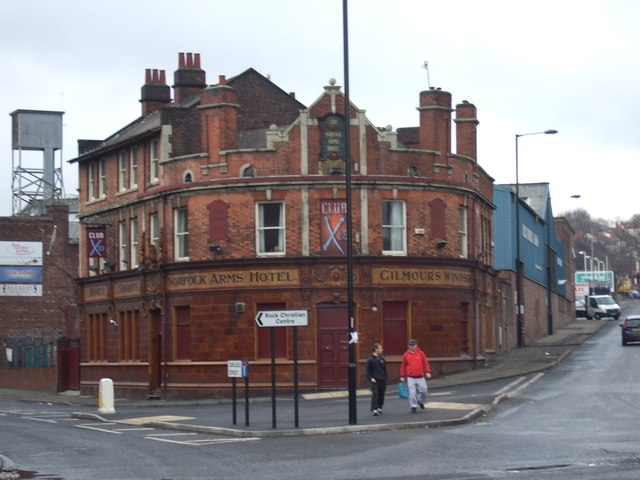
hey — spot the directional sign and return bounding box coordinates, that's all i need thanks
[255,310,308,327]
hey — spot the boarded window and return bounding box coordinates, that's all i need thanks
[430,198,446,239]
[382,302,408,355]
[175,306,191,360]
[208,200,229,242]
[117,310,140,361]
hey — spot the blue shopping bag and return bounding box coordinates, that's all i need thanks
[398,381,408,399]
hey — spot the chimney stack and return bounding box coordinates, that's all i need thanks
[455,100,478,161]
[418,88,452,161]
[173,52,206,104]
[140,69,171,116]
[199,76,239,155]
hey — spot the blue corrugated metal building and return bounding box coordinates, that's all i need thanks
[493,182,569,342]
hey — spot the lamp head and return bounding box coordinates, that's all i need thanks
[544,129,558,135]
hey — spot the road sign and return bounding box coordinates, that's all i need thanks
[227,360,248,378]
[255,310,308,327]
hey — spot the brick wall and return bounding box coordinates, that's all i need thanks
[0,203,78,391]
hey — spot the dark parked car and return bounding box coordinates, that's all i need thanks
[620,315,640,346]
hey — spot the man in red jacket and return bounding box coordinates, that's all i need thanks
[399,339,432,413]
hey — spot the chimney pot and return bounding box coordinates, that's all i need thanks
[173,52,206,103]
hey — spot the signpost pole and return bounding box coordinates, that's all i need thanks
[232,377,237,425]
[293,326,299,428]
[255,310,308,430]
[228,360,248,426]
[271,328,277,429]
[244,368,249,427]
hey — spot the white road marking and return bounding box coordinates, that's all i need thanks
[116,427,155,432]
[492,376,527,396]
[145,436,260,446]
[23,417,58,423]
[75,423,123,434]
[506,373,545,397]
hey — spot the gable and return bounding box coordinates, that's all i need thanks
[227,68,307,132]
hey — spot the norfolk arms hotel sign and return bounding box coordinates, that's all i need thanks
[83,266,472,301]
[167,267,473,290]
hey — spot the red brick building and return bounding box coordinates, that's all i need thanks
[72,52,497,400]
[0,202,80,392]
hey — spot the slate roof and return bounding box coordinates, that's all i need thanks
[501,182,551,221]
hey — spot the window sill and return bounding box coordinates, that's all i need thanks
[116,187,139,196]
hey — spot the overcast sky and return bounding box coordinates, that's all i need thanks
[1,0,638,223]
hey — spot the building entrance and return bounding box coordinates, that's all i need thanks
[317,303,348,387]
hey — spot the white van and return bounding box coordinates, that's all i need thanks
[588,295,621,320]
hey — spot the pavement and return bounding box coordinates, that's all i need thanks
[0,311,625,462]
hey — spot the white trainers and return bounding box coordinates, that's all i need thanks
[372,410,379,416]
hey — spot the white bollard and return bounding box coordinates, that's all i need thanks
[98,378,116,414]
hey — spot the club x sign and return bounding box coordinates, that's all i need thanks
[322,216,345,253]
[87,229,106,258]
[89,238,104,257]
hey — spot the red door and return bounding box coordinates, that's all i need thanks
[317,303,348,387]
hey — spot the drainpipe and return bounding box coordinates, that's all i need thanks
[160,193,168,399]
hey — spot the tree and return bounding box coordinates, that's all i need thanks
[560,209,640,290]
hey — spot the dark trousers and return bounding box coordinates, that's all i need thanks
[370,380,387,411]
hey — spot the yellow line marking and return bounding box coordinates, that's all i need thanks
[426,401,485,411]
[429,391,454,397]
[118,415,195,425]
[302,389,370,400]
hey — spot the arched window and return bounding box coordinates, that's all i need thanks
[241,164,255,177]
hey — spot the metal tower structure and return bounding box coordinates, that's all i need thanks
[10,109,65,215]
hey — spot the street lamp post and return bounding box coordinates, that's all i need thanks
[578,251,586,271]
[342,0,357,425]
[515,129,557,347]
[546,208,554,335]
